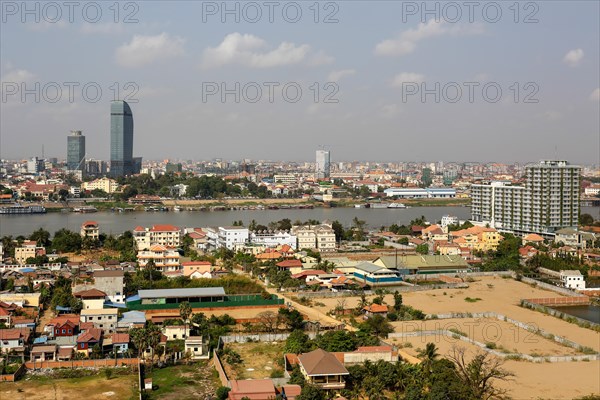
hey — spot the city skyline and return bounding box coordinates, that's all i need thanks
[1,2,598,163]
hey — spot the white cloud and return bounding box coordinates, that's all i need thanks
[589,88,599,101]
[375,19,484,56]
[1,69,35,83]
[392,72,425,87]
[328,69,356,82]
[201,33,327,69]
[563,48,584,67]
[115,33,185,68]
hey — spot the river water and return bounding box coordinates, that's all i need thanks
[1,206,597,237]
[0,206,472,236]
[552,305,600,324]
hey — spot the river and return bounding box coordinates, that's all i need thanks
[0,206,473,236]
[1,206,597,237]
[552,305,600,324]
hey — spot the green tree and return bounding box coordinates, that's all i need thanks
[297,384,325,400]
[415,244,429,255]
[278,308,305,331]
[30,228,51,247]
[179,301,192,338]
[284,330,313,354]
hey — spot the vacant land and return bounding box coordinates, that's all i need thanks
[222,341,285,380]
[391,317,583,357]
[147,362,220,400]
[0,373,138,400]
[310,276,600,399]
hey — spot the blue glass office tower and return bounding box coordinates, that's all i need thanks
[67,130,85,171]
[110,100,135,176]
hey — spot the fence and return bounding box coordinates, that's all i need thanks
[213,351,229,387]
[24,357,140,370]
[219,332,318,344]
[127,295,284,311]
[0,363,25,382]
[527,296,590,306]
[519,276,587,297]
[290,283,469,299]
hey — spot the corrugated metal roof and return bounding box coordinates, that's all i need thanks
[138,287,226,299]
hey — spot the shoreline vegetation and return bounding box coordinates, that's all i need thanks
[12,197,472,212]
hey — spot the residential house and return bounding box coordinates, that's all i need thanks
[184,336,209,360]
[292,224,337,252]
[522,233,545,246]
[134,224,182,251]
[80,308,118,333]
[182,261,213,279]
[559,270,586,290]
[137,245,181,274]
[49,315,79,338]
[74,288,107,309]
[110,333,130,354]
[0,328,31,353]
[276,259,303,274]
[80,221,100,240]
[218,226,250,250]
[228,379,277,400]
[76,328,102,355]
[30,344,57,361]
[250,230,297,250]
[93,270,126,304]
[450,226,503,252]
[362,304,389,318]
[163,325,190,340]
[421,225,447,242]
[15,241,46,265]
[81,177,119,194]
[297,349,349,390]
[555,228,595,249]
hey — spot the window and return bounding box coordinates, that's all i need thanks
[194,347,198,352]
[62,329,65,334]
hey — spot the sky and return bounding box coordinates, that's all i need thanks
[1,1,599,164]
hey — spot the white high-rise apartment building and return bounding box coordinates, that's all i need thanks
[471,160,580,236]
[315,150,331,179]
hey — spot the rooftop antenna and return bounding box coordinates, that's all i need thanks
[42,144,44,159]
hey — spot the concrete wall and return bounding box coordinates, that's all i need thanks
[24,357,139,370]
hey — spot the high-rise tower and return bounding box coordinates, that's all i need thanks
[110,100,134,177]
[67,130,85,172]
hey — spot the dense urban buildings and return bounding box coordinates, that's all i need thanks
[315,150,331,179]
[110,100,139,177]
[471,160,581,236]
[66,130,85,173]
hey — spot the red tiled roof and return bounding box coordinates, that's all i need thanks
[82,221,98,227]
[150,224,179,232]
[73,288,107,298]
[276,259,302,268]
[111,333,129,344]
[182,261,212,266]
[134,226,145,232]
[77,328,102,343]
[291,270,327,279]
[363,304,389,313]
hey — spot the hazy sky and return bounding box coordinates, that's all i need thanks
[1,1,599,163]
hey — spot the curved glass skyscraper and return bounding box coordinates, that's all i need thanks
[110,100,134,177]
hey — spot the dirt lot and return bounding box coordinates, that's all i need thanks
[222,341,285,380]
[391,336,600,400]
[0,374,137,400]
[391,317,583,356]
[309,276,600,399]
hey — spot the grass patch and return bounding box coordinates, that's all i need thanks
[464,297,482,303]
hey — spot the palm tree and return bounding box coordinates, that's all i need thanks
[179,301,192,339]
[418,342,439,378]
[129,327,148,360]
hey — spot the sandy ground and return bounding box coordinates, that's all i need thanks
[0,375,137,400]
[223,342,285,380]
[309,276,600,399]
[390,335,600,400]
[313,276,600,350]
[391,318,581,356]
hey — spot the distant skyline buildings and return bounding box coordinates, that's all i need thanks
[66,130,85,172]
[316,150,331,179]
[110,100,138,177]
